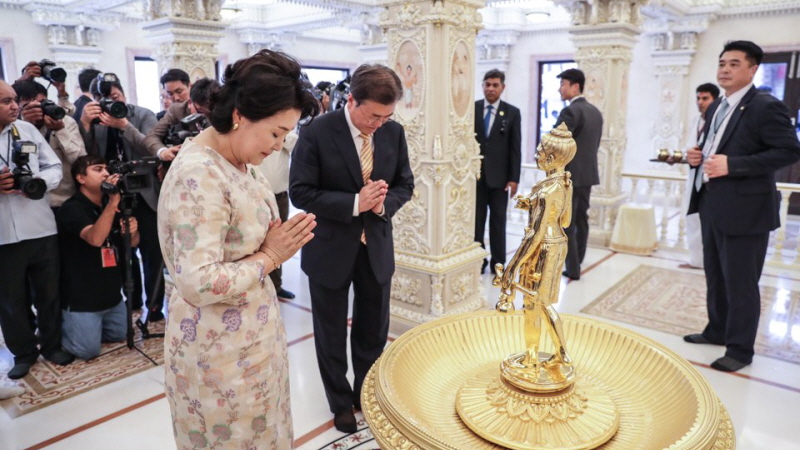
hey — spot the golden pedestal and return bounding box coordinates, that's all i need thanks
[362,312,735,449]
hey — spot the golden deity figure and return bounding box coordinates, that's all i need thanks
[493,122,577,393]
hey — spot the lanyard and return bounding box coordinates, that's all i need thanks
[1,124,21,167]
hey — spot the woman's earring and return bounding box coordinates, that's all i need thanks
[233,123,239,130]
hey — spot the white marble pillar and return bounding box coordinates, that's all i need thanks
[558,0,648,245]
[142,0,226,80]
[379,0,487,333]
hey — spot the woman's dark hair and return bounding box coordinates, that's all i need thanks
[209,50,320,133]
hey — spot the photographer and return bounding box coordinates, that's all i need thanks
[144,78,218,161]
[18,60,76,117]
[0,80,74,380]
[57,155,138,360]
[13,80,87,210]
[80,74,163,319]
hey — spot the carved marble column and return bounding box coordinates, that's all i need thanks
[648,31,696,160]
[142,0,226,80]
[558,0,648,245]
[27,7,117,95]
[380,0,486,333]
[475,30,520,75]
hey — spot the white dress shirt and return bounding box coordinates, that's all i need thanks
[0,120,62,245]
[483,99,501,135]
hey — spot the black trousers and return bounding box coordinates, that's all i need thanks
[268,192,290,292]
[699,190,768,364]
[133,201,164,315]
[475,177,509,266]
[564,186,591,278]
[0,235,62,363]
[309,244,391,414]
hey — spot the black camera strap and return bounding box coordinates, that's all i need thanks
[1,124,22,167]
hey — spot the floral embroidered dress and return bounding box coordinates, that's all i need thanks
[158,140,292,449]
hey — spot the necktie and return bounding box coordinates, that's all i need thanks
[695,99,730,191]
[484,105,493,137]
[359,133,373,244]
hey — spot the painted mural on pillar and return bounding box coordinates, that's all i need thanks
[395,40,423,118]
[451,40,470,117]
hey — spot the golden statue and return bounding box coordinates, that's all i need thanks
[493,122,577,392]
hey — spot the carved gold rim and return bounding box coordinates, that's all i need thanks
[363,311,735,449]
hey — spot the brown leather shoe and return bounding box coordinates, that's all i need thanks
[333,409,357,433]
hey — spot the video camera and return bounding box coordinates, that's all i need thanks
[92,73,129,120]
[10,141,47,200]
[36,59,66,84]
[101,157,158,196]
[164,113,209,147]
[37,99,66,120]
[329,77,350,112]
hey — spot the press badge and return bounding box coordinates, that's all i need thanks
[101,241,117,268]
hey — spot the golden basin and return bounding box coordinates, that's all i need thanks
[362,311,735,449]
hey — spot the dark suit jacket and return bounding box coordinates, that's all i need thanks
[81,104,158,210]
[289,108,414,289]
[688,86,800,235]
[556,97,602,187]
[144,101,192,156]
[474,100,521,189]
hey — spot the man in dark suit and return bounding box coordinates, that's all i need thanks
[474,69,521,274]
[290,64,414,432]
[555,68,602,280]
[685,41,800,372]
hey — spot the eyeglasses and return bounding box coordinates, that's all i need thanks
[356,104,394,126]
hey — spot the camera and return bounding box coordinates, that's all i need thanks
[37,59,66,83]
[92,73,129,119]
[10,141,47,200]
[329,77,350,112]
[164,113,209,147]
[101,158,158,196]
[38,99,66,120]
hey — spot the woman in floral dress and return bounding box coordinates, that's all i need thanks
[158,50,319,449]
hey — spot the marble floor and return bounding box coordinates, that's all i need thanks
[1,236,800,449]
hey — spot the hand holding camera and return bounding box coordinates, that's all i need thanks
[99,112,129,130]
[19,60,66,84]
[103,173,122,210]
[0,168,16,194]
[81,101,102,130]
[21,100,65,130]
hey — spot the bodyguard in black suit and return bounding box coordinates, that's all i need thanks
[290,64,414,432]
[555,69,602,280]
[474,69,521,273]
[685,41,800,372]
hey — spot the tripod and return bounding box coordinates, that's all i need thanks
[119,194,163,362]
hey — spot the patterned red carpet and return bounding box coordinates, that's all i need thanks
[582,264,800,365]
[0,314,164,418]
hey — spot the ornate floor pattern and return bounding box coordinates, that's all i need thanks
[317,418,377,450]
[582,264,800,365]
[0,315,164,418]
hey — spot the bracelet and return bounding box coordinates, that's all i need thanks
[257,250,280,271]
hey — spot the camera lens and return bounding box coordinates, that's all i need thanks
[44,66,67,83]
[41,102,66,120]
[107,101,128,119]
[19,176,46,200]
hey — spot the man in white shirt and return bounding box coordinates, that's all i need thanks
[0,80,75,379]
[680,83,719,269]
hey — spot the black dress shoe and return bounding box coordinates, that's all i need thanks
[148,310,165,322]
[562,270,579,281]
[333,409,357,433]
[8,362,33,380]
[683,334,724,345]
[276,288,295,299]
[711,356,750,372]
[480,259,488,274]
[43,350,75,366]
